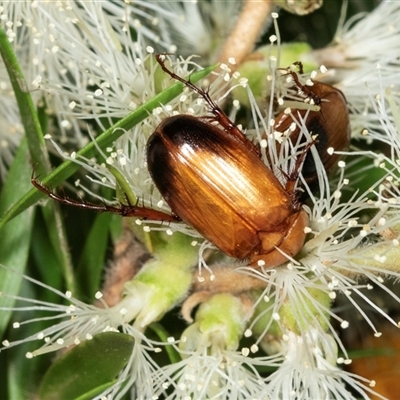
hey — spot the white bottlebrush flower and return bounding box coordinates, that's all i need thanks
[0,1,129,167]
[311,0,400,138]
[260,329,382,400]
[2,0,241,126]
[153,345,275,400]
[314,0,400,73]
[117,0,242,62]
[0,268,182,400]
[0,270,151,356]
[0,0,186,168]
[234,66,400,399]
[0,77,24,180]
[0,0,262,179]
[150,293,276,400]
[241,65,400,332]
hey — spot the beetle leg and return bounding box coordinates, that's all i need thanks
[285,137,318,196]
[31,174,181,222]
[277,62,321,105]
[156,53,260,156]
[290,72,321,105]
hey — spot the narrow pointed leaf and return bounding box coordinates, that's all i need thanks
[39,332,135,400]
[0,138,35,336]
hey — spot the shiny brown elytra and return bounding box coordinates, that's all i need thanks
[145,55,311,268]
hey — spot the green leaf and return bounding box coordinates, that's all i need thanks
[77,212,116,298]
[38,332,135,400]
[39,203,77,294]
[341,154,387,203]
[30,212,64,301]
[0,137,35,337]
[0,63,217,230]
[7,340,51,400]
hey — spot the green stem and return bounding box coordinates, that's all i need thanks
[148,322,181,364]
[0,25,77,292]
[0,64,217,229]
[0,25,49,174]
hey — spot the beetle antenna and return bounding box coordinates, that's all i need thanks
[31,173,181,222]
[156,53,219,109]
[285,138,318,196]
[277,62,321,106]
